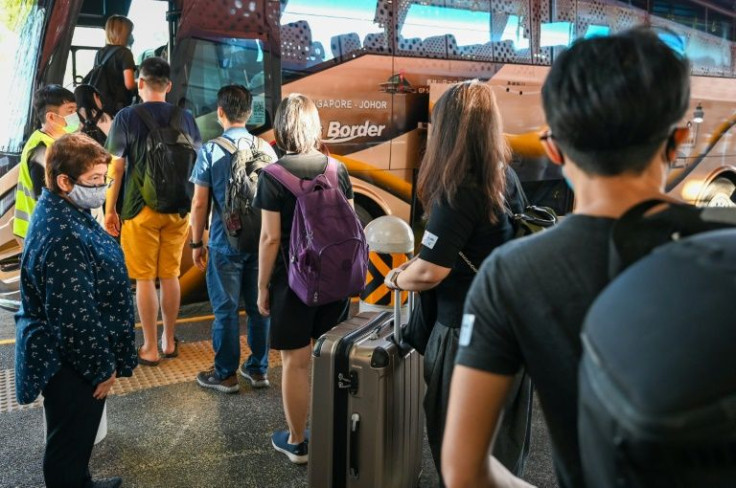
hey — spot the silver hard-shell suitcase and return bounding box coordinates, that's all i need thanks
[308,292,425,488]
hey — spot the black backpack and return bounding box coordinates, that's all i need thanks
[579,229,736,488]
[82,47,121,110]
[211,136,274,252]
[134,105,197,214]
[80,113,107,146]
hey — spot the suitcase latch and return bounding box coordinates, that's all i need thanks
[338,371,359,394]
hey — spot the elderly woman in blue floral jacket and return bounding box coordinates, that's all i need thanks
[14,133,136,488]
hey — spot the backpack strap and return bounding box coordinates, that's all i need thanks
[211,136,238,154]
[168,106,183,132]
[609,198,736,278]
[262,163,305,196]
[95,46,122,68]
[323,157,341,188]
[133,105,160,133]
[263,156,337,197]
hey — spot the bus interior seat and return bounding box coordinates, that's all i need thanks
[330,33,362,60]
[459,43,494,60]
[364,32,390,53]
[397,36,422,54]
[420,34,460,59]
[308,41,325,64]
[281,20,315,69]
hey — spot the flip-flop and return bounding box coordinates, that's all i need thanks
[161,337,180,359]
[137,346,160,367]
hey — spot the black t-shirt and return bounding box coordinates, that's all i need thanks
[96,45,136,114]
[28,144,47,199]
[253,153,354,275]
[418,167,525,328]
[456,215,616,488]
[105,102,202,220]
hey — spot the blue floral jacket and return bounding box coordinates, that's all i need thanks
[15,189,137,404]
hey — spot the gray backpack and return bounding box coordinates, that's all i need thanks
[211,136,273,253]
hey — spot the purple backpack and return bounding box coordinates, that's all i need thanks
[262,159,368,306]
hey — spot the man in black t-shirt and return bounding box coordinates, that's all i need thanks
[441,29,692,488]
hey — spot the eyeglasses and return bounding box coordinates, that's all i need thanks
[67,175,114,188]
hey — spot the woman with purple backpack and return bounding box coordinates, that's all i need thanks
[254,93,355,464]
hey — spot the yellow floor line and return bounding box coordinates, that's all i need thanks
[0,311,241,347]
[0,336,282,413]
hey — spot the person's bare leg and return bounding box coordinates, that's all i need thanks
[159,277,180,355]
[280,345,312,444]
[136,279,160,362]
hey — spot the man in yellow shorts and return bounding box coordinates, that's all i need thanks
[104,57,201,366]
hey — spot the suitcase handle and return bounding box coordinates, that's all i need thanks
[393,289,405,348]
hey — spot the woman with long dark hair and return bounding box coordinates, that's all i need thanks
[384,80,531,483]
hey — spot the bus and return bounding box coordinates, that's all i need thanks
[1,0,735,302]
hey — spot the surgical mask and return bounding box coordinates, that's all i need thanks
[63,113,80,133]
[67,183,106,209]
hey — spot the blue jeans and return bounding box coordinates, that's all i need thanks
[206,248,270,379]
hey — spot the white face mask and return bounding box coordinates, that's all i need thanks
[67,183,106,209]
[63,113,80,133]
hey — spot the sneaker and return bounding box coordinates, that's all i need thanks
[89,477,122,488]
[271,430,308,464]
[239,364,270,388]
[196,368,239,393]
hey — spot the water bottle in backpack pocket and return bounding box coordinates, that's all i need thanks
[262,159,368,305]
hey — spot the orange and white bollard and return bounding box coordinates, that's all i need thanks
[360,216,413,316]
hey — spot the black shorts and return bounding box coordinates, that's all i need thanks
[269,275,349,350]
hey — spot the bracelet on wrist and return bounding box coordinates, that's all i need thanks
[387,269,403,290]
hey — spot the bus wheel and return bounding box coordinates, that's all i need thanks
[354,196,385,227]
[700,177,736,207]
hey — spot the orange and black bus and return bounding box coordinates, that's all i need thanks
[2,0,735,301]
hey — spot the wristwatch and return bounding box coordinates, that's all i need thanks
[385,268,402,290]
[189,240,204,249]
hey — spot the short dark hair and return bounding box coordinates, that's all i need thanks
[139,57,170,91]
[542,27,690,176]
[217,85,253,123]
[46,133,111,194]
[34,84,75,125]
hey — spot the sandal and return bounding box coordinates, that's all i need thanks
[161,337,180,358]
[137,345,160,367]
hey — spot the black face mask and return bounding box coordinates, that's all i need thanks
[127,33,134,47]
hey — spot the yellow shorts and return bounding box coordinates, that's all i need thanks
[120,206,189,280]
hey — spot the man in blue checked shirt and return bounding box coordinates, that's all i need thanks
[189,85,277,394]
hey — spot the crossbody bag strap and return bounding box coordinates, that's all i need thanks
[458,251,478,274]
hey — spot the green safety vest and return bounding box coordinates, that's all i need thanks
[13,130,56,238]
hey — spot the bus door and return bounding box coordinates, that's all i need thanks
[168,0,281,140]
